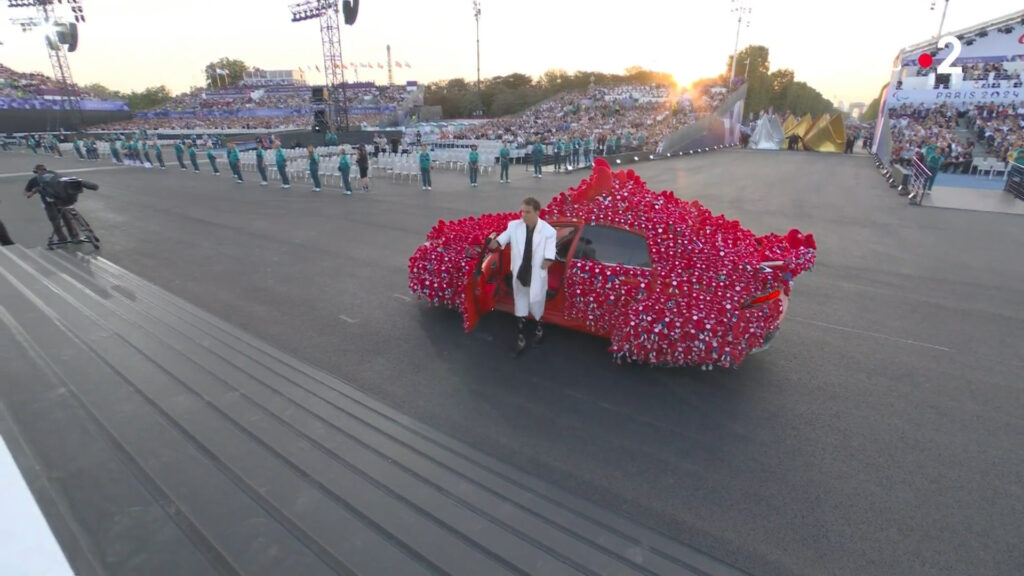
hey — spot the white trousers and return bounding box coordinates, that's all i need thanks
[513,278,545,319]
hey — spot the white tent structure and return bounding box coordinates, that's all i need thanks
[750,114,784,150]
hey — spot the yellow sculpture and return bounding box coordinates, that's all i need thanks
[803,113,846,153]
[781,114,797,136]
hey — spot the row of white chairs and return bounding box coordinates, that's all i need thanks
[970,157,1013,179]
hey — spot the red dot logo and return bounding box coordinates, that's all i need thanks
[918,53,933,67]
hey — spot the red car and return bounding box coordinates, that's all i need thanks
[409,159,816,368]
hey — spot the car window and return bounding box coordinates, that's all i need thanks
[575,226,651,268]
[555,227,577,260]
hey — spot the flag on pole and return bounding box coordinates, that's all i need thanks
[315,65,320,72]
[404,61,411,68]
[395,62,402,68]
[377,62,384,69]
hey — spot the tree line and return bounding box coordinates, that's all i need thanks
[724,45,838,119]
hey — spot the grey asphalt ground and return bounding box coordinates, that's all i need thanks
[2,148,1022,576]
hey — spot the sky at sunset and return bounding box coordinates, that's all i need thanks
[1,0,1022,106]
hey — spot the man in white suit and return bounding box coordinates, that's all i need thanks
[488,197,557,352]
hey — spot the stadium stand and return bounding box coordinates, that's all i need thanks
[443,83,718,153]
[874,9,1024,181]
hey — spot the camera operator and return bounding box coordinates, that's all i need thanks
[23,164,84,244]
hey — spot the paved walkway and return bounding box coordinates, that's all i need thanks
[926,185,1024,215]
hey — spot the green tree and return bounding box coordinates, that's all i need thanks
[123,85,174,111]
[204,57,248,88]
[726,45,772,115]
[539,68,570,92]
[81,82,173,111]
[83,82,122,100]
[726,45,770,81]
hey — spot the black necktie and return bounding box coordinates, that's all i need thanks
[517,224,535,287]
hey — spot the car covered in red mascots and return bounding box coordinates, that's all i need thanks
[408,158,817,369]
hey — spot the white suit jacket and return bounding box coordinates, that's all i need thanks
[496,218,557,302]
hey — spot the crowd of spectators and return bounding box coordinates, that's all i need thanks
[1,63,97,99]
[443,83,703,151]
[140,83,409,115]
[886,102,974,171]
[901,61,1023,89]
[886,100,1024,173]
[969,101,1024,163]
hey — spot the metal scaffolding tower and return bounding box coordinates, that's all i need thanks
[48,35,82,127]
[291,0,351,132]
[8,0,86,129]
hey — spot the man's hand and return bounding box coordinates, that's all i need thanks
[24,190,35,199]
[541,259,553,271]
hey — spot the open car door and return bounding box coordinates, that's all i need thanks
[464,244,503,332]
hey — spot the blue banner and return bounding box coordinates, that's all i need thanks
[134,105,396,119]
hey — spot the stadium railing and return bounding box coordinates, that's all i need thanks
[1005,161,1024,200]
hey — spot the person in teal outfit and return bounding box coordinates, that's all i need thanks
[553,138,563,172]
[468,144,480,187]
[227,142,243,182]
[274,140,290,188]
[152,140,166,169]
[72,139,84,160]
[110,139,123,164]
[499,142,511,183]
[48,135,63,158]
[924,146,943,191]
[532,140,544,177]
[307,145,321,191]
[206,148,220,174]
[583,135,592,166]
[337,146,352,194]
[142,141,154,167]
[187,142,199,171]
[418,145,432,190]
[174,141,186,170]
[255,145,268,185]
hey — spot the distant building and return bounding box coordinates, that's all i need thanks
[241,69,308,87]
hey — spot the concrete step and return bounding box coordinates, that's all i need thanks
[0,246,751,576]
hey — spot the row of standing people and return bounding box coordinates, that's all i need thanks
[168,139,372,194]
[412,140,586,190]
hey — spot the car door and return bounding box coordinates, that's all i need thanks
[464,244,504,332]
[564,224,653,335]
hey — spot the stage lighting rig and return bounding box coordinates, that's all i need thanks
[10,16,40,32]
[289,0,359,132]
[8,0,45,8]
[289,0,337,22]
[8,0,86,127]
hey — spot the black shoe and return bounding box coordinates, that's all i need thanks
[515,333,528,353]
[533,324,545,346]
